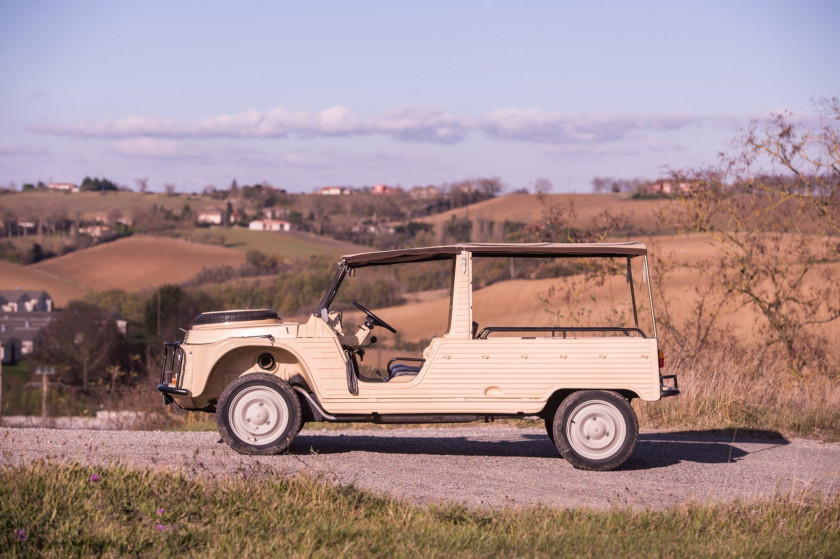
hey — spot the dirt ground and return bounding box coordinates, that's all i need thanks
[2,425,837,510]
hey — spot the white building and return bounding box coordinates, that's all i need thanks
[318,186,352,196]
[197,211,225,225]
[248,219,292,232]
[47,182,79,193]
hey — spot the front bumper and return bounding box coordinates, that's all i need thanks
[157,341,188,404]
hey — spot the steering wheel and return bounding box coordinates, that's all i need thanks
[352,300,397,334]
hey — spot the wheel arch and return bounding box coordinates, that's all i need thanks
[540,387,639,418]
[200,344,316,409]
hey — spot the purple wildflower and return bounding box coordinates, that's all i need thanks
[14,528,26,542]
[89,473,100,482]
[241,472,249,479]
[155,524,166,531]
[157,508,165,515]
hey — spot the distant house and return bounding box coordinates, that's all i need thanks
[0,311,53,363]
[0,290,53,312]
[372,184,400,195]
[248,219,292,232]
[262,208,287,220]
[318,186,352,196]
[79,225,115,239]
[409,185,440,200]
[47,182,79,193]
[16,327,45,356]
[197,210,225,225]
[637,180,700,197]
[16,221,37,233]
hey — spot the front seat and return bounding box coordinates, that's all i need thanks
[387,357,424,380]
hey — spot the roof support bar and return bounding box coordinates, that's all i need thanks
[644,254,658,339]
[627,257,639,328]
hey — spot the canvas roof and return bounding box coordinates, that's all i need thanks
[341,242,647,268]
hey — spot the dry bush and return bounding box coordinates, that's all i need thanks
[636,346,840,440]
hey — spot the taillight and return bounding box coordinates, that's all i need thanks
[658,348,665,369]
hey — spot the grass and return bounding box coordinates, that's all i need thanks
[182,226,365,259]
[0,190,220,219]
[1,463,838,558]
[636,349,840,441]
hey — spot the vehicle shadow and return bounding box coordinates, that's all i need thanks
[622,429,789,470]
[290,429,790,470]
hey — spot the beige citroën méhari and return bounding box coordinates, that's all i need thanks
[158,242,679,471]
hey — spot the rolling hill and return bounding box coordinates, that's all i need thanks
[188,227,367,259]
[30,236,246,298]
[413,193,677,233]
[0,260,88,304]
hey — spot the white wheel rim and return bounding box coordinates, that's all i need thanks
[228,385,289,446]
[566,399,627,460]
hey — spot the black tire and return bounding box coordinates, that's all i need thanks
[552,390,638,471]
[194,309,278,326]
[216,373,301,455]
[545,418,555,444]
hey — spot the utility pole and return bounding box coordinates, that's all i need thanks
[34,366,56,420]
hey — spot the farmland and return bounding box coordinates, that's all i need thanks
[0,190,222,220]
[182,226,366,259]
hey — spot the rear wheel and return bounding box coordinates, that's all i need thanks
[545,418,555,443]
[217,373,301,455]
[552,390,638,471]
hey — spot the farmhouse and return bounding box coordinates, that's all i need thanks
[47,182,79,193]
[248,219,293,232]
[197,210,225,225]
[0,312,53,361]
[409,185,440,199]
[637,180,700,197]
[0,290,53,312]
[318,186,353,196]
[372,184,400,195]
[78,225,116,239]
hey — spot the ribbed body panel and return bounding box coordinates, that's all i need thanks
[320,336,661,414]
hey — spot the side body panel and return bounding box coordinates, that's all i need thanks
[319,336,661,414]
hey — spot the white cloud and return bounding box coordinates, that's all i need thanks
[30,104,465,143]
[482,110,699,144]
[30,104,722,147]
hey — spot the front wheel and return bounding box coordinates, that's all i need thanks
[217,373,301,455]
[552,390,638,471]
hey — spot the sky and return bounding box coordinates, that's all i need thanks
[1,0,838,193]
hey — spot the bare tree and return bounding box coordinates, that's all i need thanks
[135,178,149,194]
[38,301,122,392]
[656,99,840,372]
[164,183,177,197]
[534,177,553,195]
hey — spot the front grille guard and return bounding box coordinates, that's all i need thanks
[157,341,188,404]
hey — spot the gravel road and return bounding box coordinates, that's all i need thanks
[2,425,838,509]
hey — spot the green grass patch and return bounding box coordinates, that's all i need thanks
[183,227,363,260]
[1,463,838,557]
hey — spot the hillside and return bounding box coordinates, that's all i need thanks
[413,193,677,233]
[30,236,246,298]
[0,260,87,304]
[362,233,840,347]
[186,227,367,259]
[0,190,221,221]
